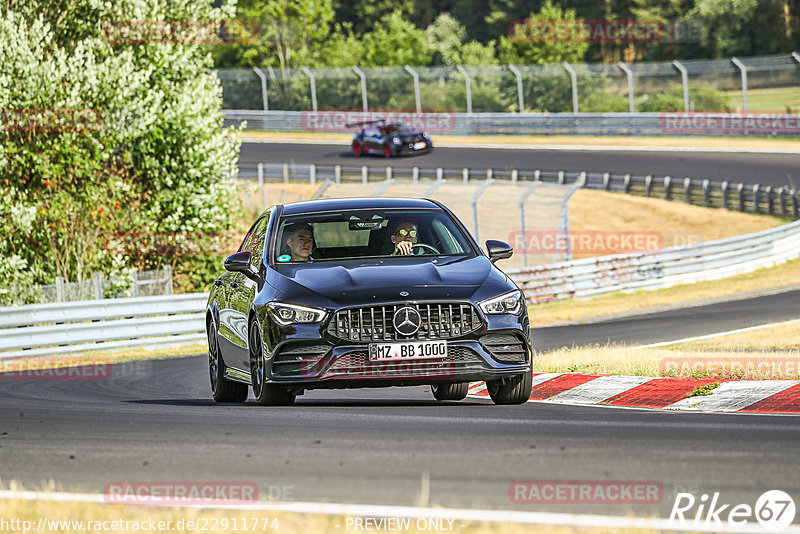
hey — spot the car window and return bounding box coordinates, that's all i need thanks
[249,216,270,266]
[273,208,474,263]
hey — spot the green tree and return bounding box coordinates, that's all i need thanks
[497,1,590,64]
[361,10,432,66]
[425,13,498,65]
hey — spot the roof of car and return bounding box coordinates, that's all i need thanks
[280,197,439,215]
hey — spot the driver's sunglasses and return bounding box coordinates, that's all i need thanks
[396,229,417,238]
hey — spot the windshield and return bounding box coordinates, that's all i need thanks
[273,208,473,263]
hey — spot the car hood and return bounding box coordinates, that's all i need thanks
[265,255,513,308]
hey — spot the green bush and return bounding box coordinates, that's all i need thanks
[639,84,732,112]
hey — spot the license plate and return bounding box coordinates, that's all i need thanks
[369,340,447,361]
[412,141,427,150]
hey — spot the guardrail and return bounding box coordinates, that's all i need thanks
[223,110,800,137]
[509,219,800,303]
[0,294,208,360]
[242,163,800,219]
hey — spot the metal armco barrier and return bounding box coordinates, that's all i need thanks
[0,294,208,359]
[223,110,800,137]
[241,163,800,220]
[509,219,800,304]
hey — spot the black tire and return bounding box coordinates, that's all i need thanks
[486,369,533,405]
[208,322,248,403]
[250,319,296,406]
[431,382,469,401]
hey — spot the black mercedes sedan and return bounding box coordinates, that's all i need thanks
[349,120,432,157]
[205,197,532,406]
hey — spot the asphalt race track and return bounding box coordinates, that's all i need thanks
[2,290,799,520]
[240,141,800,187]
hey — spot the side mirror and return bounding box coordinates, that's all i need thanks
[486,240,513,263]
[224,251,253,273]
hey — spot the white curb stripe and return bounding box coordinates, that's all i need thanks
[548,375,652,404]
[632,319,800,349]
[665,380,800,412]
[529,372,563,388]
[2,490,796,533]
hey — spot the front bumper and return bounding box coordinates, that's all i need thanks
[262,318,531,390]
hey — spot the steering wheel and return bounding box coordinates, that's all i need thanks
[413,243,441,255]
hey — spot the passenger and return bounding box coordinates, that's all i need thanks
[390,220,418,256]
[284,223,314,261]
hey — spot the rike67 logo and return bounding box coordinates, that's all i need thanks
[670,490,796,531]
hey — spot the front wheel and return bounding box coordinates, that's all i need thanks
[352,141,362,157]
[250,319,295,406]
[486,369,532,405]
[208,322,248,403]
[383,144,392,158]
[431,382,468,401]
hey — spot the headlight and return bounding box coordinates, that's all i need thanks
[479,290,523,315]
[266,302,327,325]
[392,137,401,144]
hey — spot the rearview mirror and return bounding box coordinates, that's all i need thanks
[486,240,513,263]
[224,251,253,273]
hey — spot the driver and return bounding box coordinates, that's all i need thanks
[390,220,418,256]
[284,222,314,261]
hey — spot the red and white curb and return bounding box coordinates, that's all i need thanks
[468,374,800,413]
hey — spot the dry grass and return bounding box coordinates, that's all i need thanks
[535,345,800,380]
[673,320,800,351]
[236,131,800,150]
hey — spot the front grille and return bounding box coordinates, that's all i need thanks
[325,346,486,378]
[326,303,481,342]
[271,342,331,377]
[480,333,528,363]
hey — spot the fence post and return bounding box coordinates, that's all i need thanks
[386,166,392,181]
[603,172,610,190]
[300,66,317,111]
[702,179,710,207]
[672,60,689,112]
[403,65,421,113]
[753,184,760,213]
[765,185,773,215]
[309,164,316,185]
[282,163,289,184]
[352,66,368,112]
[534,169,541,182]
[412,166,419,184]
[645,175,652,197]
[507,64,525,113]
[518,182,540,268]
[455,65,472,114]
[623,174,631,193]
[437,167,444,181]
[361,165,368,185]
[617,61,635,113]
[731,57,748,112]
[562,62,579,113]
[779,187,786,217]
[56,276,65,302]
[793,51,800,65]
[558,171,565,184]
[664,176,672,200]
[335,165,341,184]
[721,181,729,209]
[131,270,139,297]
[164,265,173,295]
[92,272,103,300]
[511,169,518,183]
[252,67,269,111]
[684,177,692,204]
[738,183,745,212]
[462,168,469,183]
[471,178,495,243]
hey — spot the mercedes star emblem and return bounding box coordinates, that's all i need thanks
[399,291,409,297]
[393,306,422,336]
